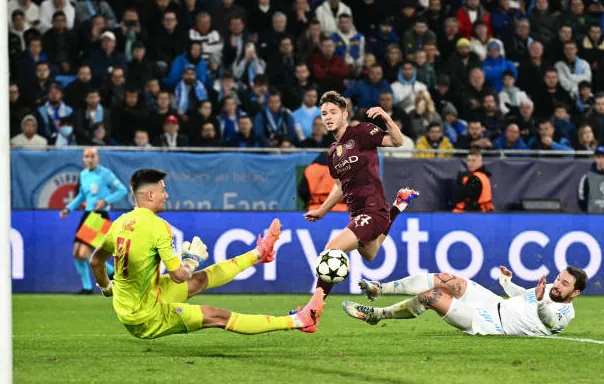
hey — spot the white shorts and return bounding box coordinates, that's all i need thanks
[442,279,505,336]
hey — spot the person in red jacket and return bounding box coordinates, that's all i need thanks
[456,0,492,39]
[310,35,349,95]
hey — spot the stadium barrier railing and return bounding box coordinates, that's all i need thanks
[10,145,596,157]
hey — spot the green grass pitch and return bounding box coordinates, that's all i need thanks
[13,294,604,384]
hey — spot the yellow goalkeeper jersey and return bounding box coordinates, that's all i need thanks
[101,207,181,325]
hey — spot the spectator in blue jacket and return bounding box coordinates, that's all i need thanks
[164,40,208,89]
[481,40,518,92]
[344,64,392,110]
[494,122,529,155]
[367,17,399,63]
[253,91,298,145]
[528,119,574,157]
[85,31,126,87]
[552,102,577,142]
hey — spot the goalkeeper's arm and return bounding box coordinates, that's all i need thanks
[90,247,113,296]
[168,237,209,284]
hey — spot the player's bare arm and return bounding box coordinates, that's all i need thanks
[90,247,113,296]
[366,107,404,147]
[304,179,343,222]
[498,265,527,297]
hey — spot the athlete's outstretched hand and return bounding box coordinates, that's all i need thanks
[304,209,325,222]
[499,266,513,278]
[535,275,547,301]
[60,208,69,219]
[366,107,392,122]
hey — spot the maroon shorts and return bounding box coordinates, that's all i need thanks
[346,208,391,246]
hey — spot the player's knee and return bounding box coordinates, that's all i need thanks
[358,247,377,261]
[201,306,231,328]
[417,289,444,309]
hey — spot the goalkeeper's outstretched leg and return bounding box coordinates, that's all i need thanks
[185,218,282,298]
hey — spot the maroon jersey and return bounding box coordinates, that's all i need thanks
[327,122,388,216]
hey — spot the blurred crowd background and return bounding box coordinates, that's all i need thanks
[7,0,604,158]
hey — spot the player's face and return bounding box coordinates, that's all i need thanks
[152,180,169,213]
[549,271,580,302]
[83,148,99,170]
[466,154,482,172]
[320,102,347,132]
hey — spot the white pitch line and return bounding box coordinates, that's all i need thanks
[535,336,604,345]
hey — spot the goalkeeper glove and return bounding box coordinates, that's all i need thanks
[181,236,208,270]
[97,280,113,297]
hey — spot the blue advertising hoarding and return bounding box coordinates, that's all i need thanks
[11,211,603,294]
[11,150,318,210]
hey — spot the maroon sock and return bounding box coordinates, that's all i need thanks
[316,279,334,298]
[384,205,402,235]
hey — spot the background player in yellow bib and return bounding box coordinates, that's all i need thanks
[89,168,324,339]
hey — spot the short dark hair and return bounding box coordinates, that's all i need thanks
[320,35,333,44]
[563,40,577,48]
[52,10,66,20]
[91,122,104,131]
[414,17,427,25]
[254,74,269,86]
[566,266,587,291]
[11,9,25,21]
[268,88,282,99]
[238,114,252,122]
[319,91,347,110]
[538,119,553,128]
[554,102,569,112]
[502,70,515,78]
[468,148,482,157]
[544,67,558,75]
[130,169,167,193]
[428,122,442,131]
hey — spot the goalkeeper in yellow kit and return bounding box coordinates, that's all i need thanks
[90,168,324,339]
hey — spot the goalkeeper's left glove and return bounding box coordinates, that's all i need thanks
[97,280,113,297]
[181,236,208,270]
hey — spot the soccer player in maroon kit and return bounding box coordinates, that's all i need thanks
[293,91,419,332]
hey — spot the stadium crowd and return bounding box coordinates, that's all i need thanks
[7,0,604,156]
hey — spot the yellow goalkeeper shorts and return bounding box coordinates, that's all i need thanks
[123,275,204,339]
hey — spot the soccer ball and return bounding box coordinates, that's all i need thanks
[315,249,350,284]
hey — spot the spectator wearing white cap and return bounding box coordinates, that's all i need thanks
[11,114,48,148]
[39,0,75,33]
[85,30,127,87]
